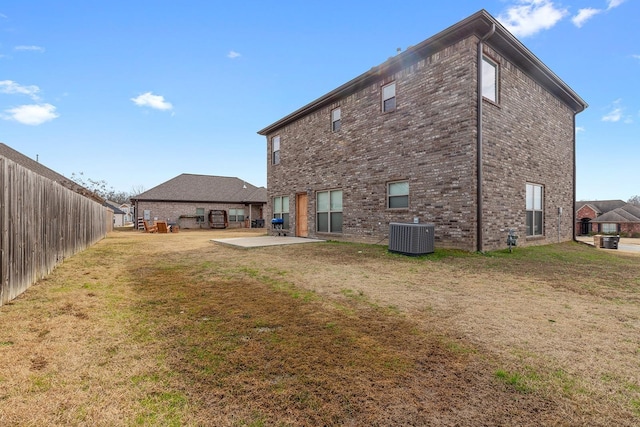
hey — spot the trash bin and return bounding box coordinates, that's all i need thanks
[602,236,619,249]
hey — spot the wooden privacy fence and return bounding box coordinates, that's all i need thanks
[0,157,110,305]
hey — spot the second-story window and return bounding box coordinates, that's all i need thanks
[272,135,280,165]
[331,107,341,132]
[482,56,498,103]
[382,82,396,113]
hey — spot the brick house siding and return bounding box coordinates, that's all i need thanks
[575,204,598,235]
[135,201,263,229]
[131,174,267,230]
[575,201,640,236]
[481,44,577,250]
[259,10,586,252]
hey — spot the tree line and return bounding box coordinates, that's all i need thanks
[70,172,144,205]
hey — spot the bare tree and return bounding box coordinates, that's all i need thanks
[70,172,139,204]
[130,184,146,198]
[629,195,640,206]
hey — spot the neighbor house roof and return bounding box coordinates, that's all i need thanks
[104,200,126,215]
[575,200,627,215]
[258,9,587,136]
[591,204,640,223]
[131,174,267,204]
[0,142,103,203]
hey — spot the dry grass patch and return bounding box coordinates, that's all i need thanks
[0,229,638,426]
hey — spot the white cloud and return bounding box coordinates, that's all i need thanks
[602,108,622,122]
[575,126,586,133]
[14,45,45,53]
[2,103,59,125]
[572,0,625,28]
[607,0,625,10]
[131,92,173,111]
[602,99,624,122]
[572,8,601,28]
[497,0,568,38]
[632,54,640,60]
[0,80,41,100]
[227,50,241,59]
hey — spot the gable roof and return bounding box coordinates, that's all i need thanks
[104,200,126,215]
[131,173,267,204]
[591,204,640,223]
[575,200,627,215]
[0,142,103,203]
[258,9,587,136]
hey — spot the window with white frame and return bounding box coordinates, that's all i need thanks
[273,196,290,229]
[482,56,498,103]
[382,82,396,113]
[317,190,343,233]
[601,223,618,233]
[272,135,280,165]
[229,208,245,222]
[525,183,543,236]
[387,181,409,209]
[331,107,341,132]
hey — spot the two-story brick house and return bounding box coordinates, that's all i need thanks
[258,10,587,252]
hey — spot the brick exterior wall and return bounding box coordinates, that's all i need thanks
[265,35,578,251]
[481,44,576,250]
[575,205,597,235]
[136,201,264,229]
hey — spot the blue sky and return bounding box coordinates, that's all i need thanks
[0,0,638,201]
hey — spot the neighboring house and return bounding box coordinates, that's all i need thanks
[576,200,640,236]
[0,143,104,204]
[104,201,127,227]
[130,174,267,229]
[119,203,134,224]
[258,10,587,251]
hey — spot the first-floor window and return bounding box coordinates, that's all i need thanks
[388,181,409,209]
[196,208,205,223]
[601,223,618,233]
[273,196,290,229]
[525,183,543,236]
[317,189,343,233]
[229,208,245,222]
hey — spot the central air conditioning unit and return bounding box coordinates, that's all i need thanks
[388,222,435,255]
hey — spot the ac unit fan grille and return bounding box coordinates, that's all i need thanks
[388,222,435,255]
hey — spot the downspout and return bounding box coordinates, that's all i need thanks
[572,113,577,243]
[476,23,495,253]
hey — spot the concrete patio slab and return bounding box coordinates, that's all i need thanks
[211,236,325,248]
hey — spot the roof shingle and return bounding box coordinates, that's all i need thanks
[131,173,267,204]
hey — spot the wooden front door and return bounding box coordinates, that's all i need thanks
[296,193,308,237]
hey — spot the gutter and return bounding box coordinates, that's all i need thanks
[476,23,495,253]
